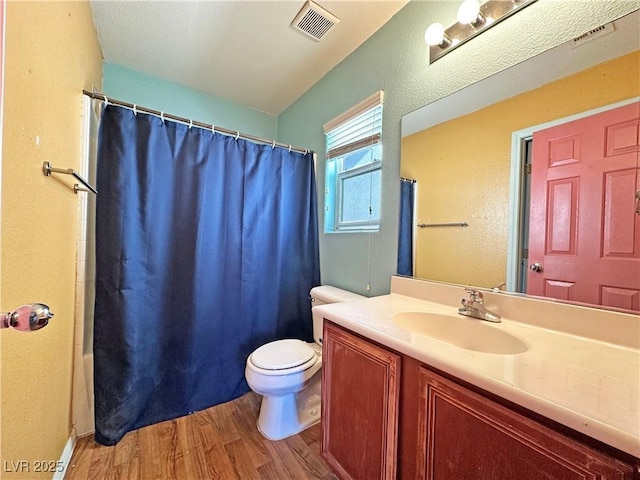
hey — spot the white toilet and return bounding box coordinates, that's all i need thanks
[245,285,364,440]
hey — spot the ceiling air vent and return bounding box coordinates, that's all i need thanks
[572,22,616,48]
[291,1,340,42]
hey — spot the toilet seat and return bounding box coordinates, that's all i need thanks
[249,339,318,375]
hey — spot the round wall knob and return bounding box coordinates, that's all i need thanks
[529,262,543,272]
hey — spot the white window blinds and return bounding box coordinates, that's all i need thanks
[323,91,384,159]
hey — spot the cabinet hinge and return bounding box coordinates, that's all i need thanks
[524,164,532,175]
[521,248,528,259]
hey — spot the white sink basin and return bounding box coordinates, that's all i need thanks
[392,312,528,354]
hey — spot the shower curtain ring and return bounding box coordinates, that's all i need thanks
[160,112,165,123]
[235,131,240,141]
[132,105,137,116]
[104,96,109,107]
[288,145,292,153]
[272,141,276,149]
[189,119,193,129]
[211,125,216,134]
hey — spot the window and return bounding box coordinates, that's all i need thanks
[324,91,383,232]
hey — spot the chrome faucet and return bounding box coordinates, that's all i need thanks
[458,288,501,323]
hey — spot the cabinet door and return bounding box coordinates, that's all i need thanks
[322,321,401,480]
[417,368,636,480]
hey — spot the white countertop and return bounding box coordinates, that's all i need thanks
[313,292,640,458]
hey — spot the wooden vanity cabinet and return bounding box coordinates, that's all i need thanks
[321,320,401,480]
[322,321,640,480]
[416,368,637,480]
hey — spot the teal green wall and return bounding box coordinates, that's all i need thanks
[277,0,638,297]
[103,63,277,139]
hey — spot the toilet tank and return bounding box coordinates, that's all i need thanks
[310,286,364,345]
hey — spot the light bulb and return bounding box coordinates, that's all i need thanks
[425,23,448,47]
[457,0,482,25]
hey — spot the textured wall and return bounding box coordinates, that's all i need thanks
[0,2,102,477]
[103,63,278,141]
[277,0,640,297]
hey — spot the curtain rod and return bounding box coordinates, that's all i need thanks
[82,90,311,155]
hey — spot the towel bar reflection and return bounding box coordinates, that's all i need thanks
[418,222,468,228]
[42,161,97,194]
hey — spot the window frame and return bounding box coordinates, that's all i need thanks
[323,91,384,233]
[335,160,381,231]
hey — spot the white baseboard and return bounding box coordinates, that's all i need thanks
[52,428,77,480]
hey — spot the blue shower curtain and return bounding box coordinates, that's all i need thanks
[397,178,415,276]
[93,106,320,445]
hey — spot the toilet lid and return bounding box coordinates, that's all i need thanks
[250,339,316,370]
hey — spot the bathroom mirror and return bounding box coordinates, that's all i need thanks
[400,10,639,312]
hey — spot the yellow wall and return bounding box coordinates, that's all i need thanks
[0,2,102,477]
[401,51,640,288]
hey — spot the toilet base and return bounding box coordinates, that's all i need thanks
[256,379,321,440]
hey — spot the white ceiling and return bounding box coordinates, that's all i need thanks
[90,0,409,115]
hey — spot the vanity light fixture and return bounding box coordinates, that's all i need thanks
[425,0,537,64]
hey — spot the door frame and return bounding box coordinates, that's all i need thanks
[506,96,640,292]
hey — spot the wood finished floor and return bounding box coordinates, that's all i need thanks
[65,392,337,480]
